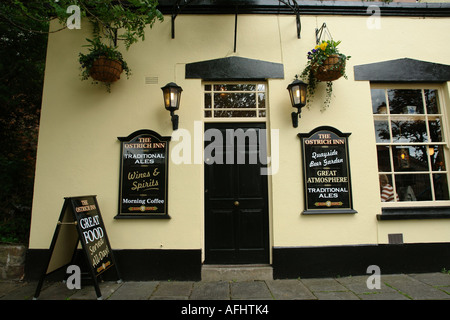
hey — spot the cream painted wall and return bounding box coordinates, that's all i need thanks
[30,14,450,254]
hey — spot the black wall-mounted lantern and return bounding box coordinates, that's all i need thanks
[161,82,182,131]
[287,78,307,128]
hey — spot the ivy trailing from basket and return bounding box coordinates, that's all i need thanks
[79,38,131,92]
[298,40,351,111]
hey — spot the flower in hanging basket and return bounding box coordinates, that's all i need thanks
[79,38,131,91]
[299,40,351,110]
[306,40,350,82]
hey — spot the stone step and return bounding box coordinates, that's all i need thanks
[201,264,273,281]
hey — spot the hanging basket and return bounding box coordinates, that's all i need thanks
[311,54,346,82]
[89,56,123,83]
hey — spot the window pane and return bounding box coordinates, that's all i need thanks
[205,93,211,109]
[204,110,212,117]
[388,89,424,114]
[430,145,446,171]
[214,93,256,109]
[391,118,428,143]
[377,146,392,172]
[214,110,256,117]
[377,145,391,172]
[259,110,266,117]
[258,93,266,108]
[433,174,449,200]
[395,174,432,201]
[379,174,397,202]
[393,145,428,172]
[374,119,390,143]
[429,117,443,142]
[205,84,212,91]
[371,89,387,114]
[214,84,256,91]
[424,89,440,114]
[257,84,266,91]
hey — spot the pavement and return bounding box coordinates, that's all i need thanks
[2,272,450,301]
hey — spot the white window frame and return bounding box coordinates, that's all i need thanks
[371,83,450,208]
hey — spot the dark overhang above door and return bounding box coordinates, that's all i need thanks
[354,58,450,83]
[185,56,284,80]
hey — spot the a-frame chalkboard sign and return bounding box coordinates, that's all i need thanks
[33,196,121,300]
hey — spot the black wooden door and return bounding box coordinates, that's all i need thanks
[204,123,269,264]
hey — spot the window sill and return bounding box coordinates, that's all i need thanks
[377,206,450,220]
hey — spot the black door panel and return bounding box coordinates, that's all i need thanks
[204,123,269,264]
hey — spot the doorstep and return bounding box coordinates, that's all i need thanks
[201,264,273,282]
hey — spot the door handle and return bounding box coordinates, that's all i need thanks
[234,201,240,206]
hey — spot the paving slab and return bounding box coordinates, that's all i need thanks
[108,281,158,300]
[382,274,450,300]
[301,278,348,292]
[0,281,38,300]
[336,275,398,294]
[190,281,230,300]
[409,272,450,287]
[69,281,122,300]
[313,291,360,300]
[37,281,76,300]
[0,281,26,298]
[357,291,410,300]
[266,279,316,300]
[151,281,194,300]
[230,281,273,300]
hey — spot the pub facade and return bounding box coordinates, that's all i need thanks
[26,0,450,280]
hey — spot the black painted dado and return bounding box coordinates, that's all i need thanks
[185,56,284,81]
[354,58,450,82]
[25,249,202,281]
[273,243,450,279]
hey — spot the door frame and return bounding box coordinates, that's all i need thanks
[203,121,271,264]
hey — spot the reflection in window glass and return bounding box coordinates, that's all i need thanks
[204,83,267,118]
[374,120,390,143]
[391,118,428,143]
[214,93,256,109]
[395,174,432,201]
[429,117,443,142]
[425,89,440,114]
[388,89,424,114]
[205,93,211,109]
[214,110,257,118]
[371,89,387,114]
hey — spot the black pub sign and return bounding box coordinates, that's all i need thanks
[298,126,356,214]
[115,130,171,219]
